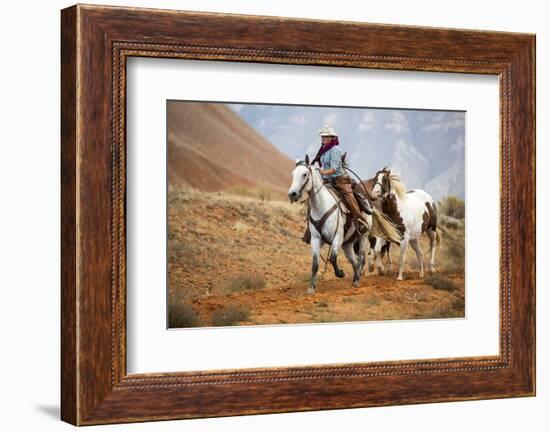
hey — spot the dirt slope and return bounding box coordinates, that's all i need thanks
[167,101,295,194]
[168,188,465,328]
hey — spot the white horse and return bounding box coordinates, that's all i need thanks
[288,156,401,293]
[371,168,440,281]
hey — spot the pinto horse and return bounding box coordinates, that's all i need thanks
[370,168,440,281]
[288,156,402,293]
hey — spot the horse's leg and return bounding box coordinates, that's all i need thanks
[354,240,365,273]
[397,237,409,281]
[308,235,322,294]
[374,238,386,275]
[342,242,360,287]
[357,234,370,275]
[427,228,437,273]
[366,236,376,272]
[384,243,393,265]
[329,235,345,279]
[409,238,424,279]
[366,248,375,273]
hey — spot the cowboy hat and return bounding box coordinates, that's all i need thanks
[318,125,338,137]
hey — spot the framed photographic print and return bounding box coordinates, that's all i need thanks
[61,4,536,426]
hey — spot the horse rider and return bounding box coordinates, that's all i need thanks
[302,125,370,243]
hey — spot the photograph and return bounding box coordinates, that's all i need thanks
[167,101,466,328]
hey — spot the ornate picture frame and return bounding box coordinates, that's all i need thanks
[61,4,535,425]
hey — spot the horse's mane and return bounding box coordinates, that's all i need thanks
[311,165,324,188]
[388,172,407,199]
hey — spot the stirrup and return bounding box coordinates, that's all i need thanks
[356,219,369,235]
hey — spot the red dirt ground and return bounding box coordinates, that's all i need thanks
[168,188,465,328]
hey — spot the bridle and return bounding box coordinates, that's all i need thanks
[295,161,323,201]
[295,160,342,250]
[373,172,391,200]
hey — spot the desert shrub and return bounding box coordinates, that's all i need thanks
[438,196,465,219]
[211,306,251,326]
[445,237,465,272]
[425,274,456,292]
[424,298,465,319]
[169,240,200,265]
[168,301,201,328]
[451,296,465,316]
[424,306,453,319]
[439,215,463,230]
[227,274,266,292]
[363,296,382,307]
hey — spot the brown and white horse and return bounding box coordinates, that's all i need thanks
[370,168,440,281]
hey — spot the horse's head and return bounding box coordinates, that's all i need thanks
[288,155,314,203]
[371,167,392,199]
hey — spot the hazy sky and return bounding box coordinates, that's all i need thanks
[227,103,465,200]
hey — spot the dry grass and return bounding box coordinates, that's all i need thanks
[439,215,464,230]
[226,274,266,293]
[424,296,465,319]
[438,195,465,219]
[226,184,287,202]
[437,227,465,272]
[167,186,304,302]
[425,274,456,292]
[168,301,201,328]
[362,296,382,307]
[211,306,251,326]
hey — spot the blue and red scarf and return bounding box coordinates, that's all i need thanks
[312,136,339,167]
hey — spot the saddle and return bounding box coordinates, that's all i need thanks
[304,183,372,245]
[325,180,372,216]
[341,152,372,215]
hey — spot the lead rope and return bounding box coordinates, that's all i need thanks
[344,166,376,201]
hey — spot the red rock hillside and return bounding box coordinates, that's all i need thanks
[167,101,295,194]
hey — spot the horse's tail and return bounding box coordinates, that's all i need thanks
[370,208,402,245]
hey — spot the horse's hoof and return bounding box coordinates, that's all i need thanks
[307,287,316,295]
[376,267,384,275]
[336,270,345,279]
[352,280,360,288]
[397,275,403,281]
[368,264,374,273]
[419,272,425,279]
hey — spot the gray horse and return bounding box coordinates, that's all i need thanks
[288,156,402,293]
